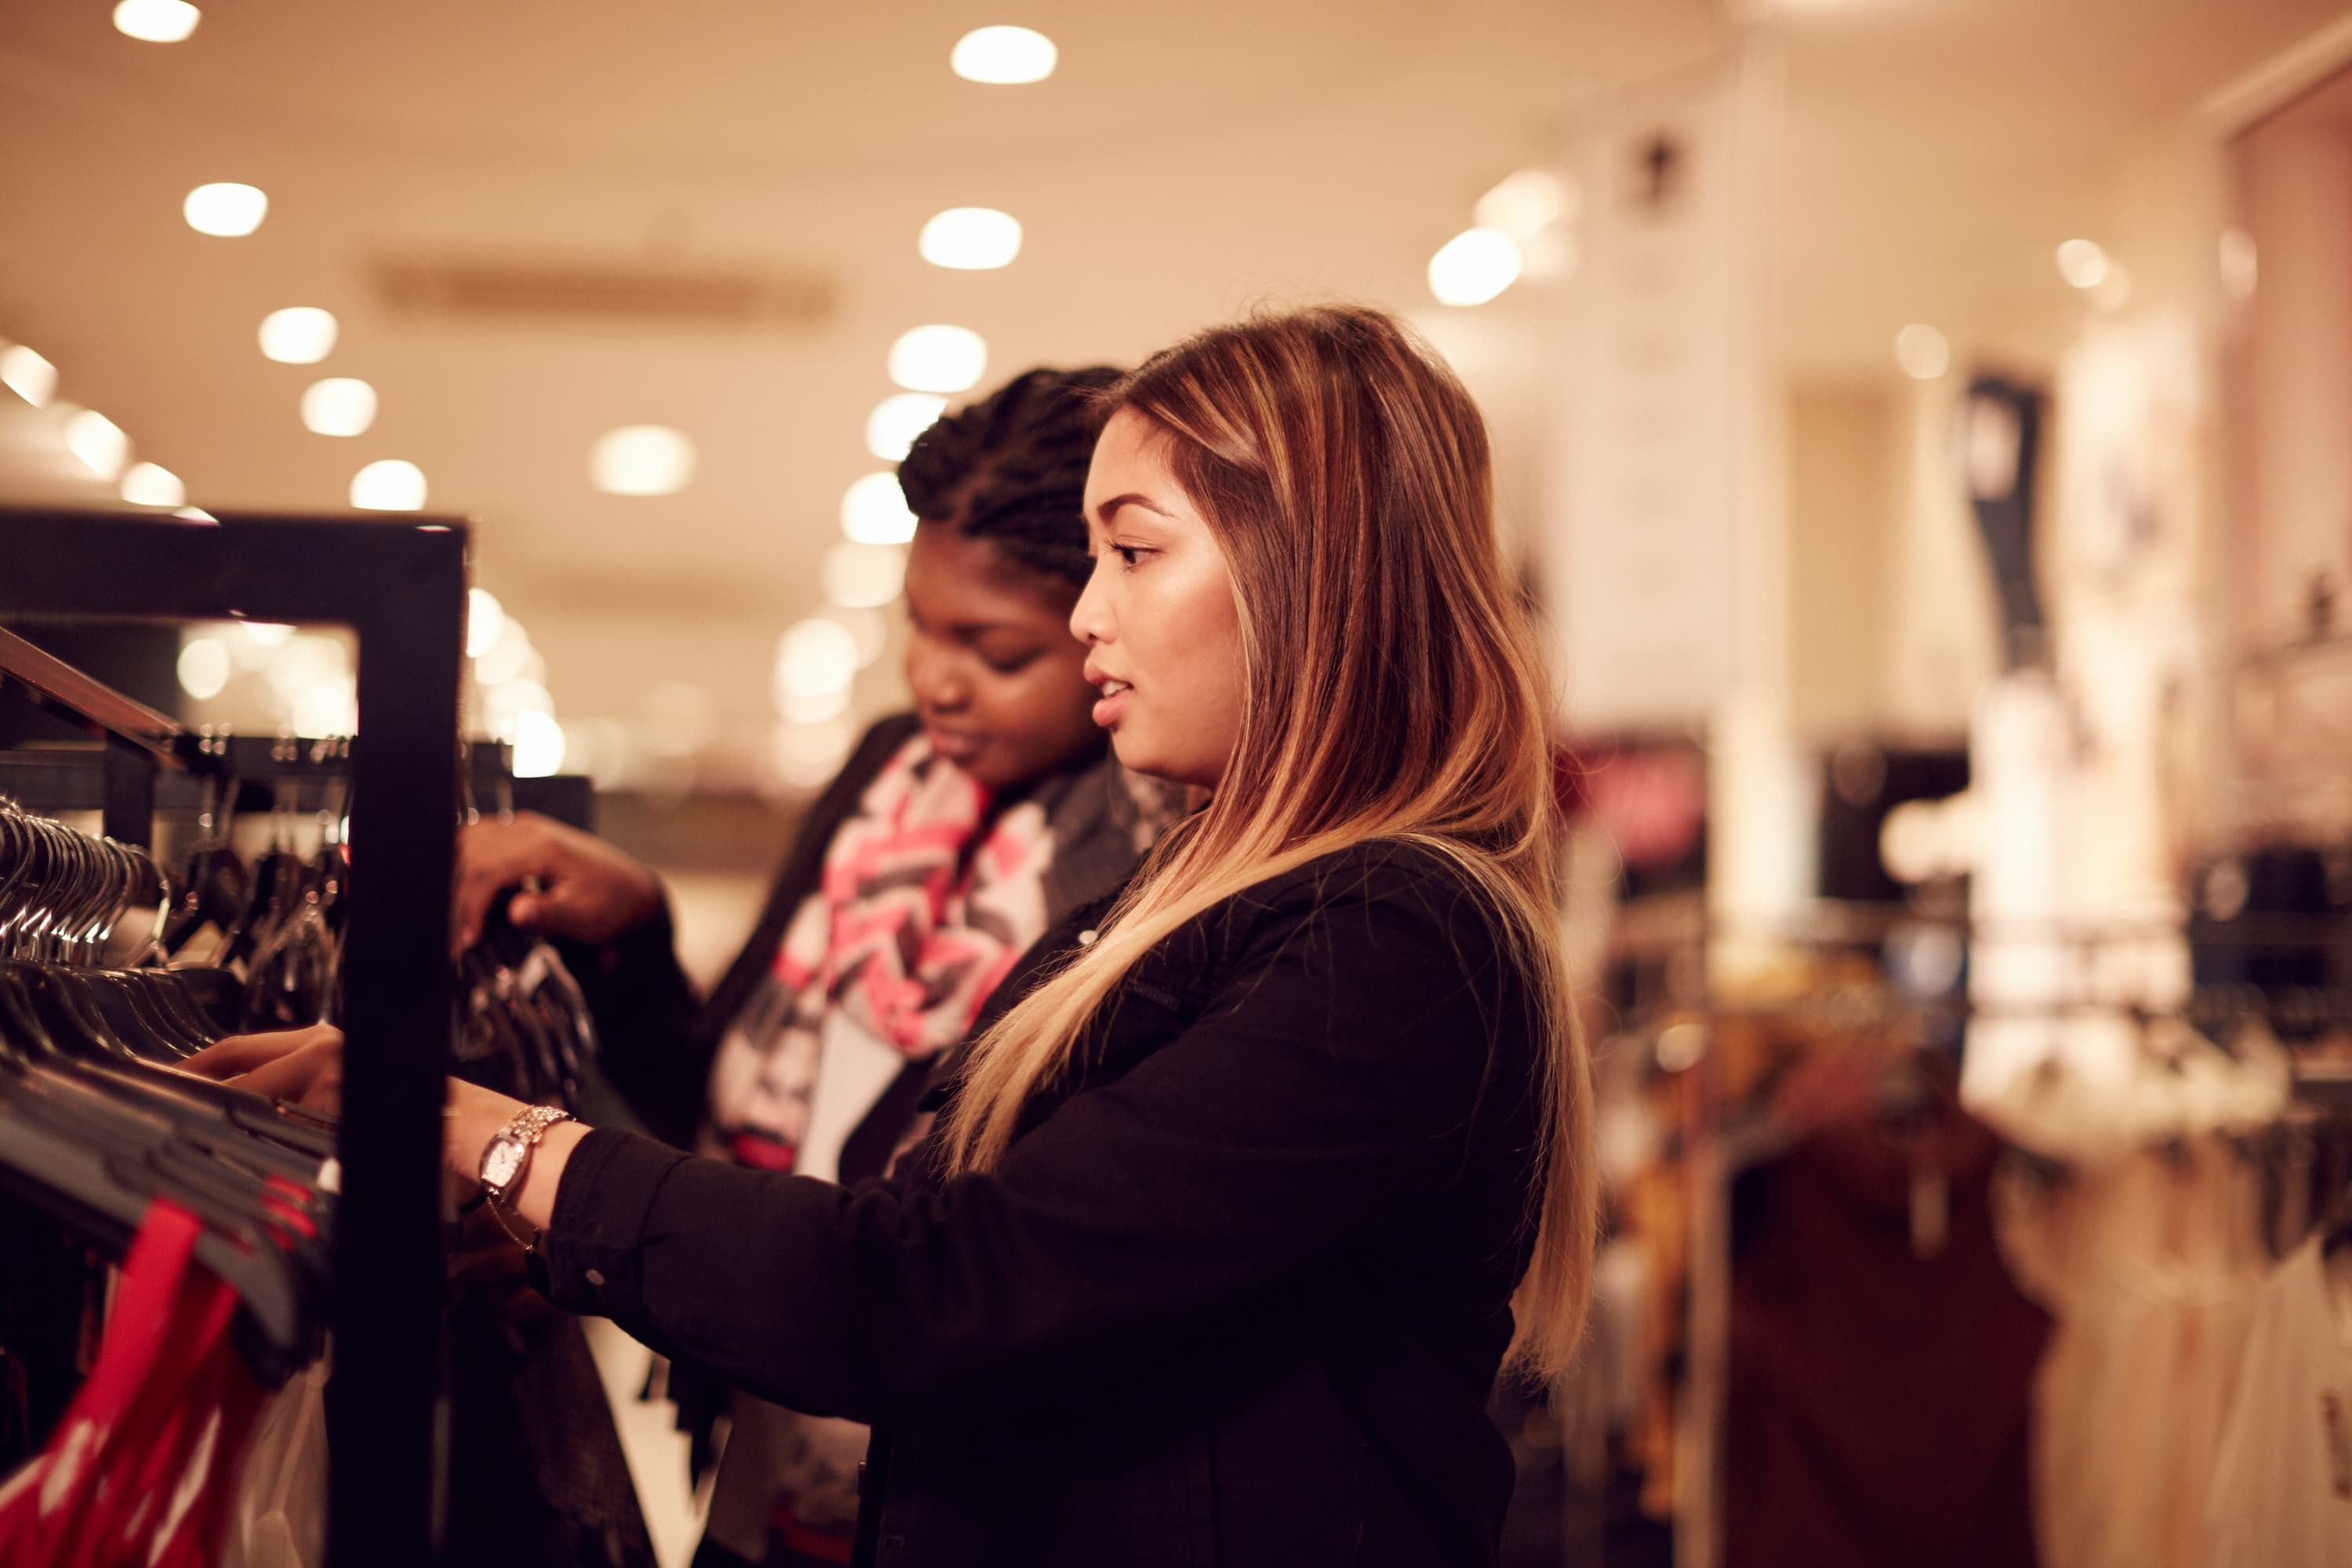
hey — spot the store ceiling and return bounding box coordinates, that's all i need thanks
[0,0,2342,746]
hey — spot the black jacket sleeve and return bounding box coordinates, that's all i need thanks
[532,856,1531,1425]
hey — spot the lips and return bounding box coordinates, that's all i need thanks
[924,724,985,763]
[1090,679,1131,729]
[1083,663,1132,729]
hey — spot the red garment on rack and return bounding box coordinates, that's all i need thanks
[0,1200,270,1568]
[1723,1099,2050,1568]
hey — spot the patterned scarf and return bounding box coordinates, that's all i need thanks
[705,731,1160,1171]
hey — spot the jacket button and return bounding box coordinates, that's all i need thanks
[584,1268,606,1287]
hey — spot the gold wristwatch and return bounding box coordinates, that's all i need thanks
[477,1105,575,1249]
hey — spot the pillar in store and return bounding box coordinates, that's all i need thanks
[1537,43,1808,994]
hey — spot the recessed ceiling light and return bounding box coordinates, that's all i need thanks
[1428,228,1522,307]
[183,182,267,238]
[919,208,1023,270]
[259,307,337,365]
[121,461,186,507]
[950,26,1057,84]
[466,589,506,660]
[113,0,200,42]
[300,377,377,437]
[510,710,567,778]
[63,408,130,481]
[775,618,861,702]
[824,606,891,668]
[0,344,58,407]
[176,637,230,700]
[1894,323,1951,380]
[840,472,918,545]
[822,541,909,608]
[350,459,426,512]
[589,425,696,496]
[887,325,987,394]
[2054,239,2108,291]
[866,392,948,462]
[1474,169,1576,242]
[476,617,535,686]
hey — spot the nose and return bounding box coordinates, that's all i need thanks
[1069,557,1114,648]
[904,637,970,712]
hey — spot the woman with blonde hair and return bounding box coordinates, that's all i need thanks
[199,303,1598,1567]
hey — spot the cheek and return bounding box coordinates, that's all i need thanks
[974,655,1096,754]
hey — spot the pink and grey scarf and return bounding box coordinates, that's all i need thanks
[705,731,1163,1171]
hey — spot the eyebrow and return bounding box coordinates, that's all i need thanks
[1091,492,1178,528]
[909,605,1044,641]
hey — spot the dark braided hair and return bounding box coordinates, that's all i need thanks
[896,365,1123,591]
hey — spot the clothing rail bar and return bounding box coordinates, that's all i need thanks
[0,623,190,765]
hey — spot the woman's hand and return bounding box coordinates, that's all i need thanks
[183,1024,346,1112]
[453,811,664,952]
[187,1028,587,1231]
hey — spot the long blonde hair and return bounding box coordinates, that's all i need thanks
[938,304,1597,1380]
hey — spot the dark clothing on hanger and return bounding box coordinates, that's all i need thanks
[532,840,1548,1568]
[1724,1092,2049,1568]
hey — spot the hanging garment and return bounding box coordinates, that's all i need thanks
[0,1200,270,1568]
[1998,1138,2271,1568]
[443,1280,656,1568]
[1723,1097,2050,1568]
[2207,1237,2352,1567]
[0,1195,100,1475]
[220,1354,327,1568]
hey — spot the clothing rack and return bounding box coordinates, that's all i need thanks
[0,732,593,834]
[0,507,466,1568]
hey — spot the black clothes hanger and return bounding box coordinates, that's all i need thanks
[0,789,341,1326]
[159,768,248,960]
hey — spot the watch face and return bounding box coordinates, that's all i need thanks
[483,1140,525,1189]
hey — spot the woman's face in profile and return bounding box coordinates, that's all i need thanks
[1072,408,1245,791]
[902,524,1103,793]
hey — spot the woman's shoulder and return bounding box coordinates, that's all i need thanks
[1234,837,1508,928]
[1197,838,1535,1007]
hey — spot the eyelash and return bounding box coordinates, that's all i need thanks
[1106,544,1150,568]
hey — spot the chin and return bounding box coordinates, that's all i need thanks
[1109,732,1205,792]
[1106,729,1160,779]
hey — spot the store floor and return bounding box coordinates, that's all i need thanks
[585,1318,705,1568]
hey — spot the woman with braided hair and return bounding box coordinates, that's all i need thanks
[201,307,1598,1567]
[445,365,1175,1566]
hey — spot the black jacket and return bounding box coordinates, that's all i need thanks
[535,840,1548,1567]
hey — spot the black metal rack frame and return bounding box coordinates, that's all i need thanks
[0,507,466,1568]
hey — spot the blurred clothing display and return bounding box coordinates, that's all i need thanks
[1986,1026,2289,1568]
[2207,1237,2352,1567]
[1963,375,2050,673]
[1722,1059,2049,1568]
